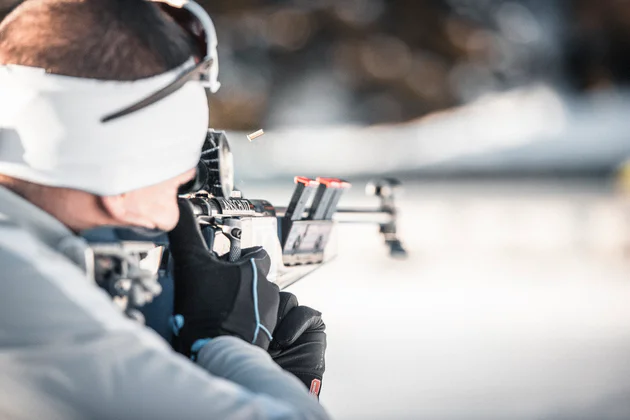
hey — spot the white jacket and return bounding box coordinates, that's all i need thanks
[0,186,329,420]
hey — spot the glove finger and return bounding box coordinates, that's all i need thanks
[218,245,263,262]
[167,199,212,262]
[239,247,272,277]
[218,246,272,277]
[235,246,265,262]
[252,269,280,349]
[277,292,298,323]
[272,306,323,348]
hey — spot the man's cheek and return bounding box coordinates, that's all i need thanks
[156,199,181,231]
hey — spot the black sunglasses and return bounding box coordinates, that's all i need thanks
[101,57,212,123]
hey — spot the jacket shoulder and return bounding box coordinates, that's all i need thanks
[0,219,139,342]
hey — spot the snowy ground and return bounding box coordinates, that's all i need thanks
[246,178,630,420]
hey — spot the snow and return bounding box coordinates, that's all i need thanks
[274,179,630,419]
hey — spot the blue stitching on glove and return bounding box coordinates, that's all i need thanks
[190,338,212,362]
[170,314,185,337]
[250,258,273,344]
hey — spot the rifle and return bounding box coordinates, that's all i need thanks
[179,129,408,289]
[84,129,407,320]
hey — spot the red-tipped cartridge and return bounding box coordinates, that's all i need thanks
[323,179,351,220]
[285,176,319,221]
[309,177,344,220]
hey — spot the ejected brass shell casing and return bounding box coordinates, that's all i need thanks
[247,129,265,142]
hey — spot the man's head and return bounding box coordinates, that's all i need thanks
[0,0,205,231]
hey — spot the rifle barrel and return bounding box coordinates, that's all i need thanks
[275,207,394,225]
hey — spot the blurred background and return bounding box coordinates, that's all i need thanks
[197,2,630,418]
[3,0,630,419]
[204,0,627,130]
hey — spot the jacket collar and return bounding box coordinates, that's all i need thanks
[0,185,93,276]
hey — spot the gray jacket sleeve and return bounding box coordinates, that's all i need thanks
[0,226,329,420]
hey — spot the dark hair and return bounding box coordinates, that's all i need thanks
[0,0,194,80]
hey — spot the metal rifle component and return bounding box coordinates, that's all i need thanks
[187,194,276,262]
[204,130,235,198]
[285,176,319,221]
[84,128,410,329]
[366,178,407,259]
[179,130,234,197]
[308,178,339,220]
[85,179,406,291]
[279,177,351,267]
[200,224,220,252]
[276,177,407,259]
[178,160,209,195]
[214,197,256,215]
[332,208,394,225]
[280,219,334,266]
[86,127,408,294]
[87,241,163,322]
[322,178,351,220]
[188,194,268,219]
[221,219,242,262]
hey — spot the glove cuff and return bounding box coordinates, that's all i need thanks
[292,373,323,399]
[190,338,213,361]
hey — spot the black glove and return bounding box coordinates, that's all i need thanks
[269,292,327,398]
[167,199,280,357]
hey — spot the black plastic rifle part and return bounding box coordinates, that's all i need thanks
[321,178,351,220]
[178,130,234,197]
[367,178,407,259]
[285,177,318,222]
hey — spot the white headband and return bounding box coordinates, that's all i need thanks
[0,58,209,195]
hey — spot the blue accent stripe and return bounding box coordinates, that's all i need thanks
[250,258,273,344]
[251,258,261,343]
[191,338,212,354]
[170,314,185,337]
[190,338,212,361]
[259,324,273,340]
